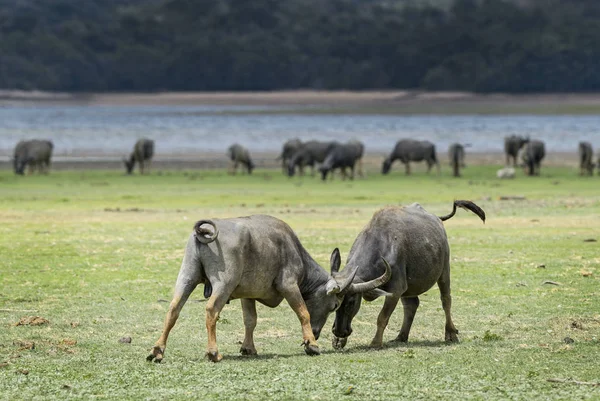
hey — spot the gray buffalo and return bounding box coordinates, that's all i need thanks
[521,139,545,176]
[504,135,529,167]
[319,140,365,181]
[227,143,255,174]
[579,142,594,176]
[287,140,337,177]
[124,138,154,175]
[448,143,466,177]
[331,200,485,349]
[277,138,303,173]
[13,139,54,175]
[382,139,440,175]
[147,215,391,363]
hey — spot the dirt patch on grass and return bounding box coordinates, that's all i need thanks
[14,316,50,326]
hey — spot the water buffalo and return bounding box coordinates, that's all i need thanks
[579,142,594,176]
[521,139,545,176]
[287,140,337,177]
[331,200,486,349]
[448,143,466,177]
[277,138,303,173]
[147,215,391,363]
[227,143,255,174]
[319,140,365,181]
[382,139,439,175]
[124,138,154,175]
[504,135,529,167]
[13,139,54,175]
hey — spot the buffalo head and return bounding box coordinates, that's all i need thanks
[304,248,392,340]
[123,158,134,174]
[331,258,394,349]
[382,158,392,175]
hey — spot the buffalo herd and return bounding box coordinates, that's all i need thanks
[9,136,600,177]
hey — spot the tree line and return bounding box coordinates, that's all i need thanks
[1,0,600,93]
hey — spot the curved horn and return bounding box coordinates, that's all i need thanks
[346,257,392,294]
[337,264,359,294]
[193,219,219,244]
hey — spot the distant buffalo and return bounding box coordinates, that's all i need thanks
[277,138,303,173]
[124,138,154,175]
[448,143,466,177]
[13,139,54,175]
[382,139,439,175]
[504,135,529,167]
[287,140,337,177]
[521,140,545,176]
[578,142,594,176]
[228,143,255,174]
[319,140,365,181]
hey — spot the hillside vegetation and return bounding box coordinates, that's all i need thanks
[1,0,600,93]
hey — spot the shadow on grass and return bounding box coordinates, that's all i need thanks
[218,339,455,362]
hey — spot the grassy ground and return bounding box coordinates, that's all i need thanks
[1,164,599,400]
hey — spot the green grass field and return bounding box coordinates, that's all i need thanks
[1,165,599,400]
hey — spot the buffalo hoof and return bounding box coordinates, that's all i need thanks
[304,343,320,356]
[369,340,384,349]
[206,351,223,363]
[445,332,459,343]
[332,336,347,350]
[239,347,257,356]
[392,334,409,343]
[146,346,164,363]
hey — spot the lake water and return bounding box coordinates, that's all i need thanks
[1,104,599,158]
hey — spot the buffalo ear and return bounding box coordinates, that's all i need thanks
[330,248,341,274]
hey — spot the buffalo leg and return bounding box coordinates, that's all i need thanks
[393,296,419,343]
[240,298,258,356]
[358,158,364,177]
[437,273,459,343]
[205,288,232,362]
[140,160,145,175]
[404,162,411,175]
[370,295,400,348]
[147,280,199,363]
[281,286,320,355]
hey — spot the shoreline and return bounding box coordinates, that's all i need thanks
[0,151,580,171]
[0,89,600,107]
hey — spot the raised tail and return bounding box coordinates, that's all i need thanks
[439,200,486,223]
[194,219,219,244]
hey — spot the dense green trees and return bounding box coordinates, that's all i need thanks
[1,0,599,92]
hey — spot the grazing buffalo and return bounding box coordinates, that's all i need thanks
[277,138,303,173]
[504,135,529,167]
[13,139,54,175]
[448,143,466,177]
[319,140,365,181]
[147,216,391,363]
[521,140,545,176]
[579,142,594,176]
[382,139,439,175]
[227,143,255,174]
[287,140,337,177]
[331,200,486,349]
[124,138,154,175]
